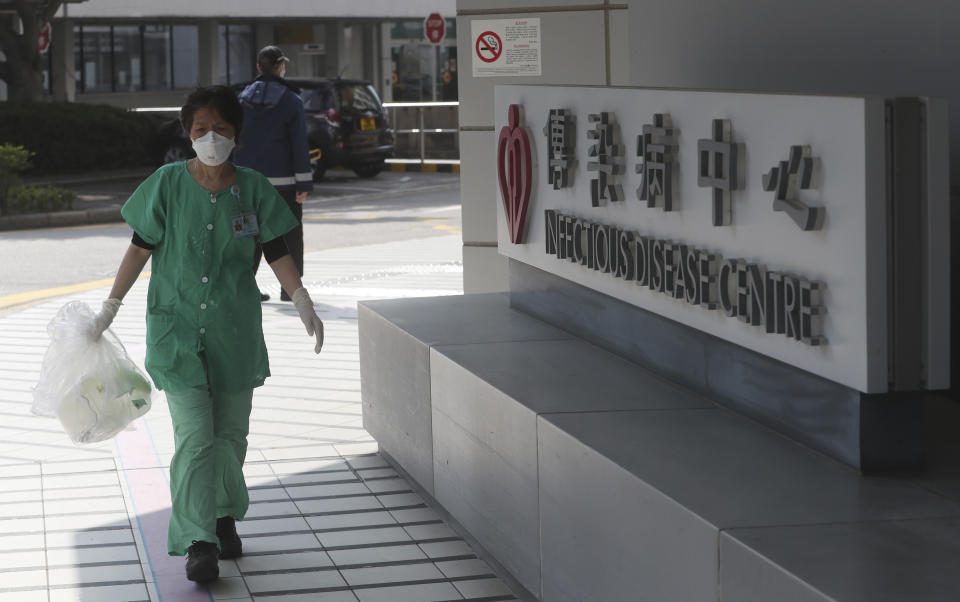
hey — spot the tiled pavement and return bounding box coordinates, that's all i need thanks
[0,235,521,601]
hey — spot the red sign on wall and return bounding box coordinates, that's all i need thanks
[424,13,445,45]
[37,22,51,54]
[498,104,533,244]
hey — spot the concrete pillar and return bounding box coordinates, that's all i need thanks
[379,22,392,101]
[197,20,219,86]
[51,19,75,102]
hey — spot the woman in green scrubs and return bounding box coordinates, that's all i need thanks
[90,86,325,583]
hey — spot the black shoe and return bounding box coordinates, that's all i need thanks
[260,292,270,302]
[280,290,291,302]
[216,516,243,559]
[185,540,219,582]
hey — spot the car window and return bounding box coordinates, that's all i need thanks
[301,87,336,111]
[338,84,381,113]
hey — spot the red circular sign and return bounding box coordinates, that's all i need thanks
[424,13,445,45]
[475,31,502,63]
[37,22,51,54]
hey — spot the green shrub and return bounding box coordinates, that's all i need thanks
[0,144,35,215]
[6,185,77,214]
[0,102,166,174]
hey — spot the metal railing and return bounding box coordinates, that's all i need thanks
[383,101,460,166]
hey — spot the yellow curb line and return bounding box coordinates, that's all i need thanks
[0,272,150,314]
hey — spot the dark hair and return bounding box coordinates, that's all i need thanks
[180,85,243,142]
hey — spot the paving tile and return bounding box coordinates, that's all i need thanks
[388,507,440,524]
[261,445,339,461]
[45,512,129,532]
[241,532,323,554]
[317,526,413,548]
[248,487,290,503]
[0,532,44,552]
[0,489,42,504]
[41,459,116,475]
[344,456,388,470]
[236,550,333,573]
[362,478,409,495]
[208,575,251,600]
[403,523,458,541]
[0,568,46,589]
[436,558,495,578]
[356,469,397,480]
[0,548,45,570]
[46,528,134,548]
[0,464,40,478]
[285,482,371,499]
[43,496,127,515]
[236,516,310,536]
[279,472,357,486]
[219,559,241,578]
[43,485,123,501]
[47,562,144,586]
[419,539,475,559]
[306,510,397,532]
[43,473,120,489]
[0,590,47,601]
[354,581,462,601]
[48,582,149,602]
[340,562,446,586]
[454,577,516,598]
[0,502,42,519]
[375,493,422,508]
[245,569,346,595]
[328,544,427,567]
[46,544,139,566]
[296,496,383,515]
[258,592,358,601]
[336,443,380,457]
[0,516,42,534]
[244,501,301,519]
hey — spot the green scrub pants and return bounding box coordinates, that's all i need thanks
[164,384,254,556]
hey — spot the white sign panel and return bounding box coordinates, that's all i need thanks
[495,85,949,394]
[472,18,541,78]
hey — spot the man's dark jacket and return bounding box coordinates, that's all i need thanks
[234,74,313,193]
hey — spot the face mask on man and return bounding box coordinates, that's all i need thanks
[192,130,235,166]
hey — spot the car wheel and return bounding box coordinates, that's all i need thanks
[353,162,384,179]
[313,164,326,182]
[162,142,193,164]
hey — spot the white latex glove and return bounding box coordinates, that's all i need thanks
[291,287,324,353]
[91,298,122,340]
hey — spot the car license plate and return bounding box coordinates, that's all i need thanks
[360,117,375,131]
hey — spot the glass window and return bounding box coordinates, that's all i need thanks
[143,25,170,90]
[301,86,336,112]
[112,25,142,92]
[73,25,82,90]
[338,83,381,113]
[172,25,199,88]
[81,25,112,92]
[218,24,254,85]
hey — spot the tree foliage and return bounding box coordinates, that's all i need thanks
[0,1,66,101]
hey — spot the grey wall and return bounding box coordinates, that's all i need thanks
[628,0,960,185]
[456,1,630,293]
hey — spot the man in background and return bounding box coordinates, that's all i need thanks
[234,45,313,301]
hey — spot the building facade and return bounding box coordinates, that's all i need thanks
[16,0,457,107]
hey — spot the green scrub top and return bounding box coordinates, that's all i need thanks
[121,161,299,393]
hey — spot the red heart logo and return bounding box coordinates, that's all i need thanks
[498,104,533,244]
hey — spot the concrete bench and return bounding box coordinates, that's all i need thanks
[359,293,960,601]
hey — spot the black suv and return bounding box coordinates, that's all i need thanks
[295,78,394,180]
[154,78,394,181]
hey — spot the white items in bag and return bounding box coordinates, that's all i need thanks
[33,301,152,443]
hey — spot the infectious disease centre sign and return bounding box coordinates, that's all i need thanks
[495,85,950,394]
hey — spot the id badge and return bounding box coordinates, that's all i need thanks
[232,212,259,238]
[229,184,260,238]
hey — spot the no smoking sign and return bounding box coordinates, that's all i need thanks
[475,31,502,63]
[472,18,541,78]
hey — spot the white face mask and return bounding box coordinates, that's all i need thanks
[192,130,235,166]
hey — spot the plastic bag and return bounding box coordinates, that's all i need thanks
[33,300,152,444]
